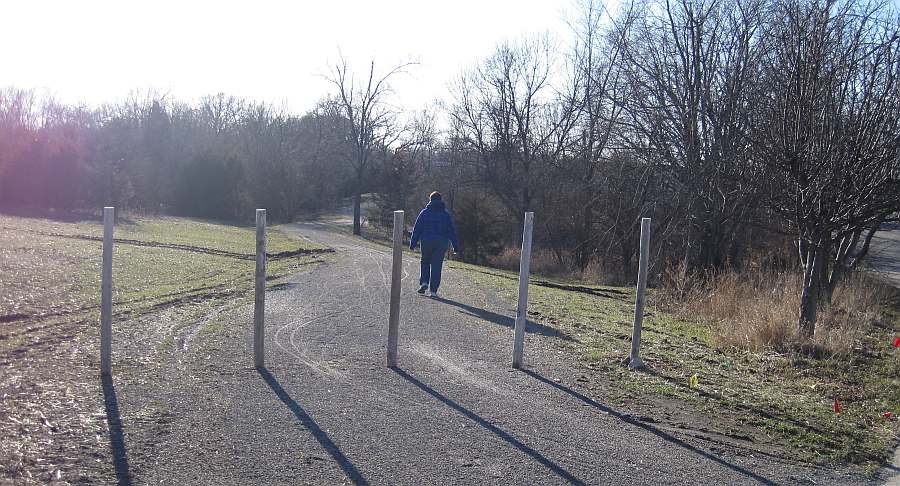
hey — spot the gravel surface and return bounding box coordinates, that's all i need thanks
[110,221,879,485]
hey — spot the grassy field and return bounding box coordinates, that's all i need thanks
[449,260,900,474]
[0,212,330,483]
[0,214,329,337]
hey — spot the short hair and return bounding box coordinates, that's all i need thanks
[429,191,442,201]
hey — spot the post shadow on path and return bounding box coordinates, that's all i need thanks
[642,365,897,469]
[435,297,571,341]
[257,367,370,486]
[462,268,631,300]
[392,367,586,485]
[520,369,778,486]
[101,373,132,486]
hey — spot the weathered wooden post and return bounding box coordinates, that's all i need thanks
[387,210,404,368]
[254,209,267,368]
[100,207,114,375]
[512,212,534,369]
[629,217,651,369]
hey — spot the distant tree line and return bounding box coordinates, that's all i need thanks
[0,90,359,221]
[1,0,898,334]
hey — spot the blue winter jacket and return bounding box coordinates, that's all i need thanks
[409,199,460,251]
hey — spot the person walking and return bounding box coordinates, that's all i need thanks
[409,191,460,298]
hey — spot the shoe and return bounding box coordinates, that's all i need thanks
[417,284,428,294]
[429,291,438,298]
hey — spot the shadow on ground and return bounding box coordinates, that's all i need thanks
[463,268,629,300]
[258,367,369,486]
[435,298,571,340]
[101,374,132,486]
[635,366,871,461]
[521,369,777,485]
[392,367,586,485]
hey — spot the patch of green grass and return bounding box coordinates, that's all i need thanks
[158,334,175,352]
[199,317,227,337]
[454,260,900,471]
[1,214,330,352]
[85,220,324,319]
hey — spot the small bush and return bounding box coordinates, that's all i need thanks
[486,247,624,285]
[487,248,571,275]
[485,246,521,271]
[530,250,572,277]
[579,255,628,286]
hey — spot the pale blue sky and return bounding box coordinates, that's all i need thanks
[1,0,576,113]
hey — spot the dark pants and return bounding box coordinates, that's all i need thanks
[420,239,449,292]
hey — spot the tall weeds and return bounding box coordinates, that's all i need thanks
[660,263,890,355]
[486,246,625,285]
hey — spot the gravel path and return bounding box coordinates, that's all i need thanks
[110,221,877,485]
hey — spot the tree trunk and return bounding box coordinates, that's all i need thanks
[824,233,857,304]
[621,243,635,284]
[680,241,692,298]
[853,218,884,265]
[818,238,832,296]
[824,263,842,305]
[798,239,823,338]
[576,203,594,269]
[352,193,361,236]
[522,186,531,214]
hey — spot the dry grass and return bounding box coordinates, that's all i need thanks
[484,246,523,271]
[661,263,890,355]
[579,256,628,286]
[486,246,624,285]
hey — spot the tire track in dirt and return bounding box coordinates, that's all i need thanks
[276,243,392,378]
[268,223,429,408]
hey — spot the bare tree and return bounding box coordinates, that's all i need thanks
[560,0,636,269]
[324,55,414,235]
[755,0,900,336]
[199,93,245,139]
[295,100,356,211]
[449,36,570,226]
[372,110,438,225]
[0,88,39,182]
[616,0,767,270]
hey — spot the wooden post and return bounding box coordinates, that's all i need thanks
[100,207,114,375]
[387,210,404,367]
[254,209,267,368]
[512,212,534,369]
[629,217,651,369]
